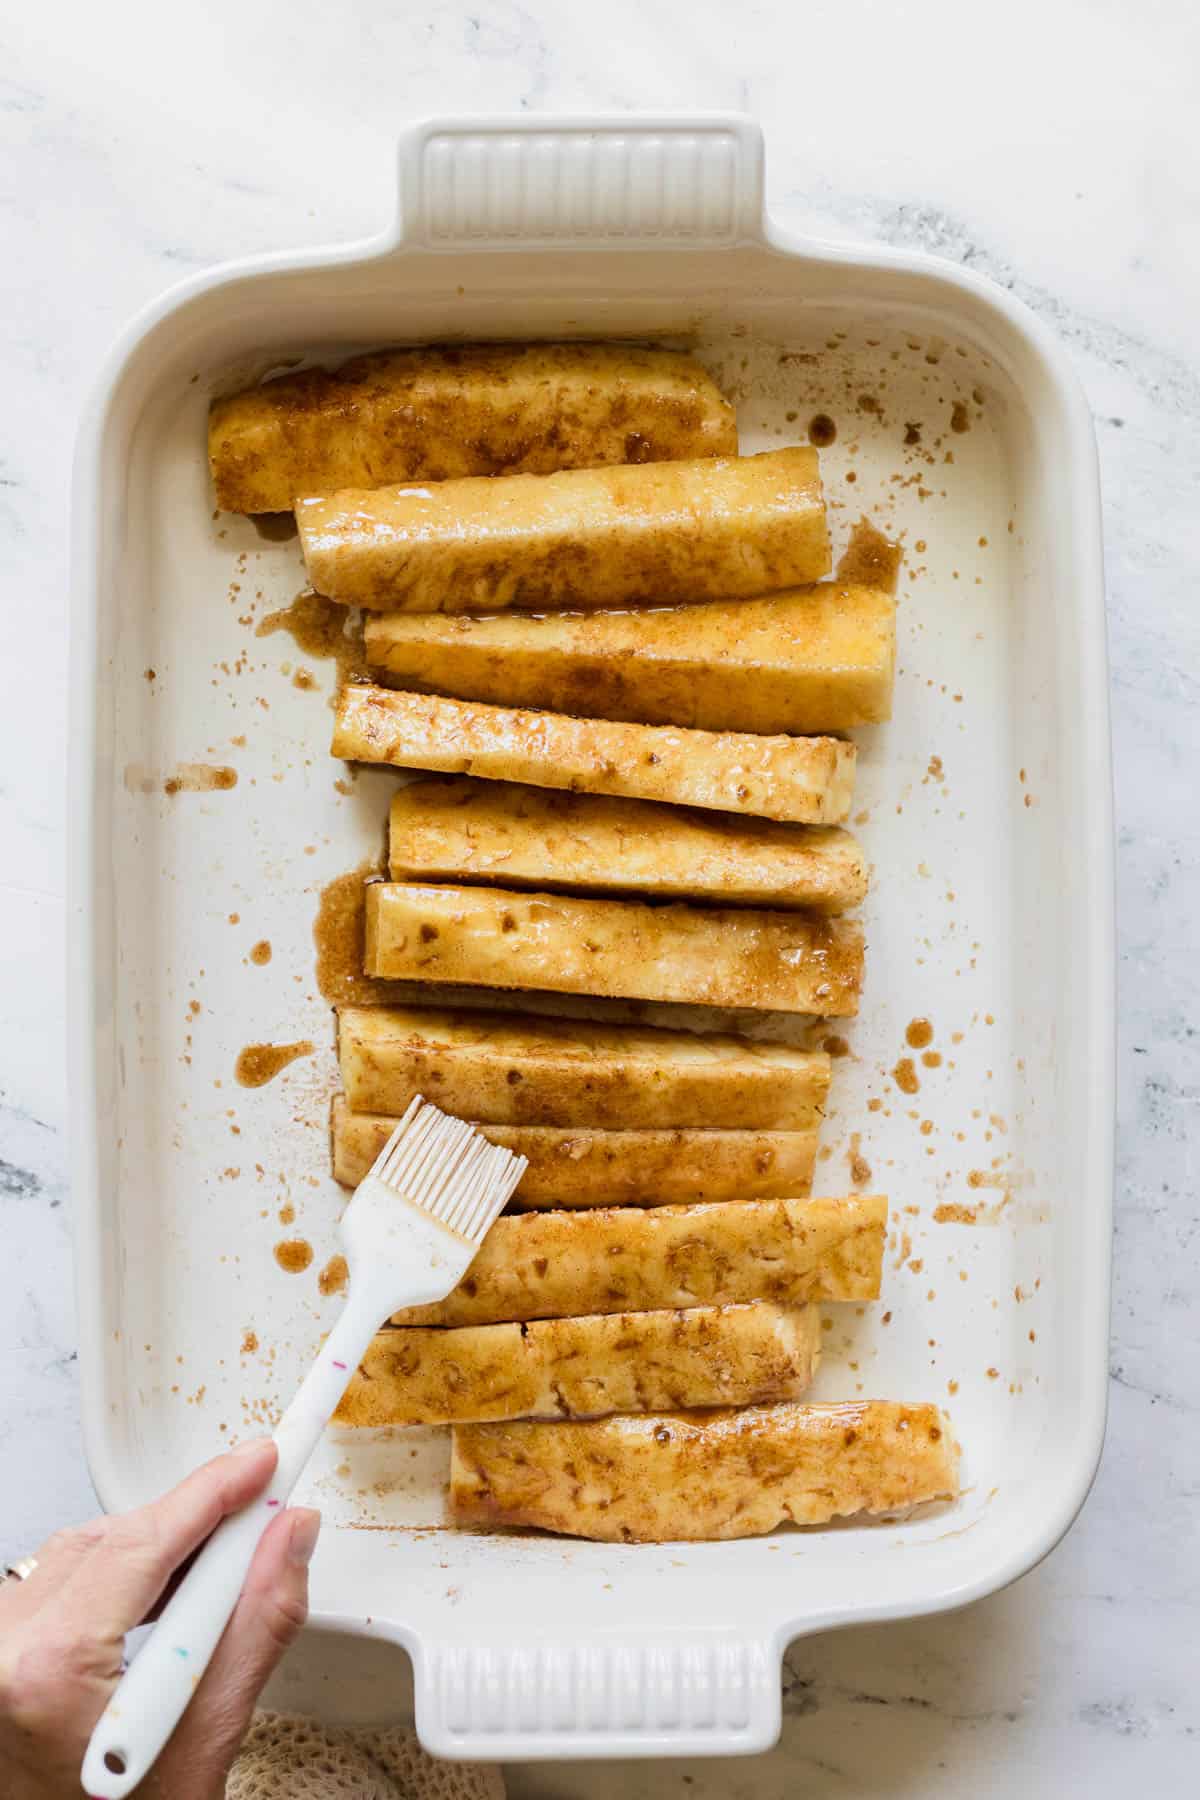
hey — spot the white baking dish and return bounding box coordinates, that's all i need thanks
[70,116,1113,1760]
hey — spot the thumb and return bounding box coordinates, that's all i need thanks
[139,1507,320,1798]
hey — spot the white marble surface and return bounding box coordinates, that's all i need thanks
[2,0,1197,1788]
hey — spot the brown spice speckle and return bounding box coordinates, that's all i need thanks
[934,1202,978,1224]
[846,1132,872,1187]
[892,1057,920,1096]
[274,1239,313,1274]
[319,1254,349,1297]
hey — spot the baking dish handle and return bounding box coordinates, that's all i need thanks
[411,1632,782,1759]
[394,115,766,250]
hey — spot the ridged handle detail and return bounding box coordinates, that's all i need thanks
[397,116,765,248]
[415,1636,780,1757]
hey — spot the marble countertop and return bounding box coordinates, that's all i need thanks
[2,0,1197,1788]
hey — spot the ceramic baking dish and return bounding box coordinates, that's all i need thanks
[70,116,1113,1760]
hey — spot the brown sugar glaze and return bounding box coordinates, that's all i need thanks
[235,1041,314,1087]
[256,591,368,684]
[163,764,237,795]
[250,513,300,541]
[314,861,410,1008]
[836,519,903,595]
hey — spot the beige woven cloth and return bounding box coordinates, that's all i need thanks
[227,1713,505,1800]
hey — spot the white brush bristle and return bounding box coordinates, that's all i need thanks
[364,1096,527,1243]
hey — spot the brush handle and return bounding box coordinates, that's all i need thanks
[81,1289,382,1799]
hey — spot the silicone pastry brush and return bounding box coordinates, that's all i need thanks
[83,1096,526,1797]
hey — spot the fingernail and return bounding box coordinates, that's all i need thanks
[287,1508,322,1568]
[231,1436,272,1460]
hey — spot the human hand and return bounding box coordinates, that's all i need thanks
[0,1439,319,1799]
